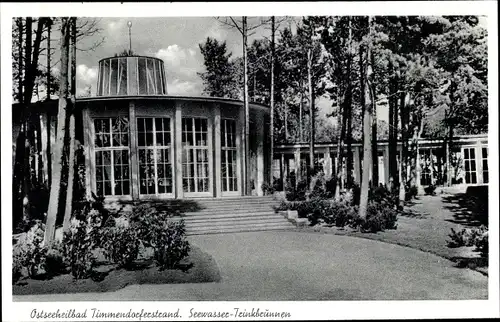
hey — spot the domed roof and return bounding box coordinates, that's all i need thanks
[96,55,167,97]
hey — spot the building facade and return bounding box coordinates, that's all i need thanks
[13,55,272,201]
[273,134,489,191]
[13,54,488,201]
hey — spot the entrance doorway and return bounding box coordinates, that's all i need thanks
[181,117,210,195]
[221,119,239,194]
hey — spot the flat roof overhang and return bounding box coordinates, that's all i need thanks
[12,95,270,120]
[79,95,270,112]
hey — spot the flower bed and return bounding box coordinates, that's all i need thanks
[276,176,400,233]
[13,195,203,292]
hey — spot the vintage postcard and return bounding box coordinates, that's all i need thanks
[1,1,498,321]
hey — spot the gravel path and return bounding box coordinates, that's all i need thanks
[14,231,488,301]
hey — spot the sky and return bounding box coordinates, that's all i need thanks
[72,17,337,121]
[75,17,278,96]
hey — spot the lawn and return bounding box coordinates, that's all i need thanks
[13,245,221,295]
[299,191,489,275]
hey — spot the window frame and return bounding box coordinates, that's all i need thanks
[181,117,210,194]
[462,146,478,184]
[93,116,131,197]
[221,118,239,194]
[137,117,174,197]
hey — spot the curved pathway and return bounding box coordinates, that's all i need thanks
[14,231,487,301]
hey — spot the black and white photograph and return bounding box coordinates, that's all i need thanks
[1,1,499,321]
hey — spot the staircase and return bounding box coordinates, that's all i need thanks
[182,196,294,235]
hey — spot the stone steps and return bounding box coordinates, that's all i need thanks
[186,225,293,236]
[184,211,281,222]
[182,197,294,235]
[184,206,275,216]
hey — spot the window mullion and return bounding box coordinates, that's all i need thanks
[153,60,157,94]
[109,118,115,195]
[223,120,228,188]
[108,60,112,96]
[193,119,198,192]
[153,118,159,195]
[146,60,150,95]
[117,59,121,95]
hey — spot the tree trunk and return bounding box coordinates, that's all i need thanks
[345,18,354,187]
[44,18,70,245]
[63,115,76,232]
[335,86,347,199]
[36,114,43,183]
[414,117,425,191]
[307,48,315,180]
[242,17,250,195]
[63,17,77,233]
[398,92,409,204]
[20,17,33,222]
[24,18,45,105]
[358,39,372,220]
[46,18,52,101]
[369,51,378,187]
[388,74,398,191]
[24,17,32,104]
[445,82,456,187]
[17,18,24,103]
[269,16,275,186]
[299,82,303,142]
[285,103,289,141]
[446,122,454,186]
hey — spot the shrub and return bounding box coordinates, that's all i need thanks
[27,183,50,222]
[308,174,336,200]
[369,185,398,209]
[405,185,419,201]
[101,219,140,268]
[350,183,361,206]
[129,206,190,269]
[285,178,308,201]
[302,199,330,225]
[365,202,398,232]
[43,242,67,277]
[273,200,290,213]
[424,184,437,196]
[261,181,276,196]
[12,259,22,284]
[447,226,488,249]
[474,230,488,258]
[13,183,50,234]
[350,202,398,233]
[322,200,358,228]
[13,221,47,278]
[129,204,175,245]
[152,220,190,270]
[62,209,102,280]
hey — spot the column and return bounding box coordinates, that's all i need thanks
[294,148,301,183]
[213,105,222,197]
[280,153,285,191]
[475,140,483,184]
[324,147,332,178]
[416,147,422,193]
[175,102,184,198]
[129,102,139,200]
[237,105,245,195]
[384,144,390,187]
[256,112,265,196]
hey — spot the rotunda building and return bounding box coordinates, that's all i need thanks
[78,55,271,200]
